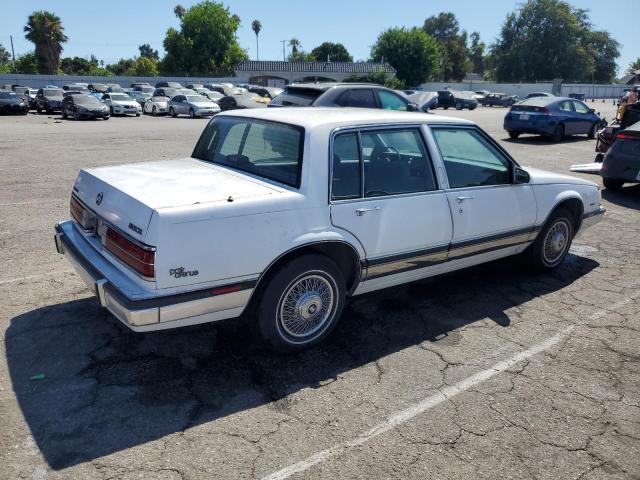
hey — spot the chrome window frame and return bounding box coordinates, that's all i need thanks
[328,123,441,204]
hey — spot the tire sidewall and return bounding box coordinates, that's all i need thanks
[257,254,346,352]
[531,209,574,270]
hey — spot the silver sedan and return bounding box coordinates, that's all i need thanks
[168,94,221,118]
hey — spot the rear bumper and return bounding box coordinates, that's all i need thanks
[601,153,640,183]
[54,220,255,332]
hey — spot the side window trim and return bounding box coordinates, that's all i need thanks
[429,124,517,190]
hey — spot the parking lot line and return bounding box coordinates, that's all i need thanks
[261,288,639,480]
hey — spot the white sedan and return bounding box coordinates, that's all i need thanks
[101,93,141,116]
[55,108,604,351]
[143,95,169,116]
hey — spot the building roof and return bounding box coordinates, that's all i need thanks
[619,70,640,85]
[217,106,472,131]
[235,61,396,74]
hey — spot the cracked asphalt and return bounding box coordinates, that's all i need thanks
[1,103,638,480]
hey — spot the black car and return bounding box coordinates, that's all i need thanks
[35,88,64,113]
[600,121,640,190]
[152,87,179,98]
[61,94,110,120]
[568,93,586,101]
[525,92,554,99]
[270,83,420,111]
[88,83,109,93]
[0,90,28,115]
[217,92,268,111]
[155,81,183,89]
[435,90,477,110]
[248,86,283,99]
[479,93,518,107]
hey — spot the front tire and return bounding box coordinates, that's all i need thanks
[152,106,157,117]
[189,108,195,119]
[455,102,463,110]
[588,122,597,139]
[523,208,574,272]
[603,178,624,190]
[257,254,345,352]
[509,131,520,139]
[170,107,177,117]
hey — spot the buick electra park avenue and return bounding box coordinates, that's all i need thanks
[54,108,605,351]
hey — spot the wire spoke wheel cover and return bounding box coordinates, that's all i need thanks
[278,273,336,340]
[542,219,570,265]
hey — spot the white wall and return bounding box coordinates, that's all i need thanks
[418,81,625,99]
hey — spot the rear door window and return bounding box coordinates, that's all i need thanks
[377,90,408,111]
[572,101,589,114]
[559,101,573,112]
[338,89,377,108]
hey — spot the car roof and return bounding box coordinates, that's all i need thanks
[218,107,473,130]
[287,82,383,91]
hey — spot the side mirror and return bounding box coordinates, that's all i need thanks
[407,102,420,112]
[513,166,530,184]
[587,108,595,114]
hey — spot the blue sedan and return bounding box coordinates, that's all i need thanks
[504,97,601,142]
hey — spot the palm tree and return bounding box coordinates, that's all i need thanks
[24,10,68,74]
[289,38,301,56]
[251,20,262,60]
[173,4,186,20]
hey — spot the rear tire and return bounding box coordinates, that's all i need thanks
[509,131,520,139]
[595,153,604,163]
[170,107,177,117]
[588,122,597,139]
[152,106,157,117]
[189,108,195,119]
[455,102,463,110]
[603,178,624,190]
[552,124,564,142]
[61,110,67,119]
[523,207,574,272]
[257,254,346,352]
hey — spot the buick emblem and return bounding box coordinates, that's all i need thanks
[96,192,103,206]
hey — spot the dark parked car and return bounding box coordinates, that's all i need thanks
[568,93,586,101]
[35,87,64,113]
[155,81,183,89]
[132,85,155,95]
[217,92,268,111]
[61,94,110,120]
[0,90,28,115]
[600,121,640,190]
[435,90,477,110]
[88,83,109,93]
[504,97,601,142]
[479,93,518,107]
[186,83,204,90]
[270,83,420,111]
[152,87,179,98]
[525,92,554,99]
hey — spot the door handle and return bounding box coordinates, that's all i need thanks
[456,196,475,203]
[355,206,381,216]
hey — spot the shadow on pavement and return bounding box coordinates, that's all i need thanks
[504,135,593,144]
[602,184,640,209]
[6,254,598,469]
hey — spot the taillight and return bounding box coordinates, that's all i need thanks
[616,133,640,141]
[536,107,549,113]
[104,227,155,278]
[70,195,96,230]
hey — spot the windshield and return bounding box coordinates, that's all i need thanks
[74,96,102,106]
[43,89,63,98]
[270,87,322,106]
[192,117,304,188]
[187,95,207,103]
[110,94,131,101]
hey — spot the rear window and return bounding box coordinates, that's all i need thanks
[192,117,305,188]
[74,95,102,106]
[270,87,323,106]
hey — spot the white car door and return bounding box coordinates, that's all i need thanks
[330,127,453,280]
[429,126,536,260]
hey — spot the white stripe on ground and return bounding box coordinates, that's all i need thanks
[0,269,74,286]
[262,289,639,480]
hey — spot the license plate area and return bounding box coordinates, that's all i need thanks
[519,114,530,120]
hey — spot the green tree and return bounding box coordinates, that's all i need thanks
[106,58,136,75]
[423,12,468,81]
[161,1,247,76]
[288,38,301,56]
[24,10,68,74]
[628,58,640,74]
[311,42,353,62]
[251,20,262,60]
[0,44,10,62]
[344,70,404,89]
[14,52,39,74]
[288,50,315,62]
[174,4,186,19]
[85,66,112,76]
[370,27,440,87]
[468,32,485,74]
[138,43,159,60]
[60,56,101,75]
[130,57,159,76]
[492,0,619,82]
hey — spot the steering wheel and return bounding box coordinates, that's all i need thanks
[376,146,400,163]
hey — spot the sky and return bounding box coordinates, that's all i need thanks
[0,0,635,77]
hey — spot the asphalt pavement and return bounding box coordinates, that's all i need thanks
[0,103,638,480]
